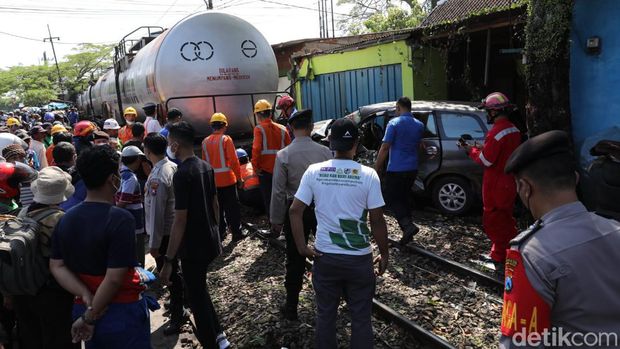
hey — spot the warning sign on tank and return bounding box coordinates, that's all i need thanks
[207,67,250,81]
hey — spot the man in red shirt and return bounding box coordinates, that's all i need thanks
[460,92,521,272]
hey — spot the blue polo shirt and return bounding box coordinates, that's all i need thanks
[382,112,424,172]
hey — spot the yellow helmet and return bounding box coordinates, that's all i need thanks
[210,112,228,126]
[6,118,20,127]
[123,107,137,116]
[254,99,272,114]
[51,124,68,135]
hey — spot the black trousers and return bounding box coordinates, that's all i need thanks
[383,171,417,223]
[283,205,317,307]
[181,259,222,348]
[13,286,79,349]
[155,236,185,324]
[0,295,14,349]
[258,172,273,216]
[216,184,242,238]
[136,232,146,267]
[239,188,264,213]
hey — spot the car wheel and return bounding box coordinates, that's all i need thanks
[432,176,473,215]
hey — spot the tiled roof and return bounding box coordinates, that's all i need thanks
[422,0,526,27]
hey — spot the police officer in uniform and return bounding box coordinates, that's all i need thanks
[270,109,332,320]
[143,133,185,335]
[500,130,620,348]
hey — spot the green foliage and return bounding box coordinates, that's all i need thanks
[338,0,424,34]
[0,43,112,107]
[363,6,424,33]
[524,0,574,135]
[59,43,113,101]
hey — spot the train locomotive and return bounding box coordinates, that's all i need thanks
[78,11,280,138]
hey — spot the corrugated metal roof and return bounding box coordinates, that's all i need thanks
[422,0,525,27]
[292,29,416,58]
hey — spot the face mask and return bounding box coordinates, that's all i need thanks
[166,145,176,160]
[125,119,134,126]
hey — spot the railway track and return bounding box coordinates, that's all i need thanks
[389,238,504,291]
[242,222,459,349]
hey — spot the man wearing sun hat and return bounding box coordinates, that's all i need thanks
[12,166,77,349]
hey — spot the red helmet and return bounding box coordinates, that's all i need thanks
[479,92,513,110]
[276,95,295,110]
[0,162,37,199]
[74,121,96,137]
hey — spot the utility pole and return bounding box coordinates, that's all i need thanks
[330,0,335,38]
[318,0,324,38]
[322,0,328,38]
[205,0,213,9]
[43,24,63,98]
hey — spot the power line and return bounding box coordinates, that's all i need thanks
[0,30,114,45]
[156,0,182,23]
[255,0,352,17]
[0,5,192,15]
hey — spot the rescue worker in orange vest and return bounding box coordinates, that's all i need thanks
[119,107,137,144]
[236,148,264,212]
[459,92,521,274]
[252,99,291,216]
[201,113,244,242]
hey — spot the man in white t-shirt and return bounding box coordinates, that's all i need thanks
[289,118,389,349]
[142,102,162,134]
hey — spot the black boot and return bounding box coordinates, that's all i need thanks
[398,217,419,245]
[280,301,298,321]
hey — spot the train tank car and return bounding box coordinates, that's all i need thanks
[85,11,279,138]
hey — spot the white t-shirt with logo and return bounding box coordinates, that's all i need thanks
[295,159,385,256]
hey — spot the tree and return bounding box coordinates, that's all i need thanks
[338,0,425,34]
[0,64,58,106]
[59,43,113,101]
[524,0,574,136]
[0,43,112,107]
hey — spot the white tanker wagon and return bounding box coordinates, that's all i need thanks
[80,11,284,138]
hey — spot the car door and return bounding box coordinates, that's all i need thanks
[415,111,441,191]
[436,111,488,187]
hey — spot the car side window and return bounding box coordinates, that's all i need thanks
[426,113,438,137]
[439,113,485,139]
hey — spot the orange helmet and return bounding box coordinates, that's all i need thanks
[74,120,96,137]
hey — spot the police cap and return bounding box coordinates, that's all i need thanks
[288,109,312,125]
[143,102,156,110]
[505,130,571,175]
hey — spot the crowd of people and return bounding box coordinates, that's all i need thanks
[0,91,618,349]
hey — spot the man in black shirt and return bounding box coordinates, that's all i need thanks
[160,121,230,349]
[123,123,146,150]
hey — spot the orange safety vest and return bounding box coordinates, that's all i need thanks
[240,163,259,191]
[118,125,133,144]
[201,133,238,188]
[45,144,55,166]
[252,120,290,173]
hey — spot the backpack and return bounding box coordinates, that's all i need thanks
[0,208,63,296]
